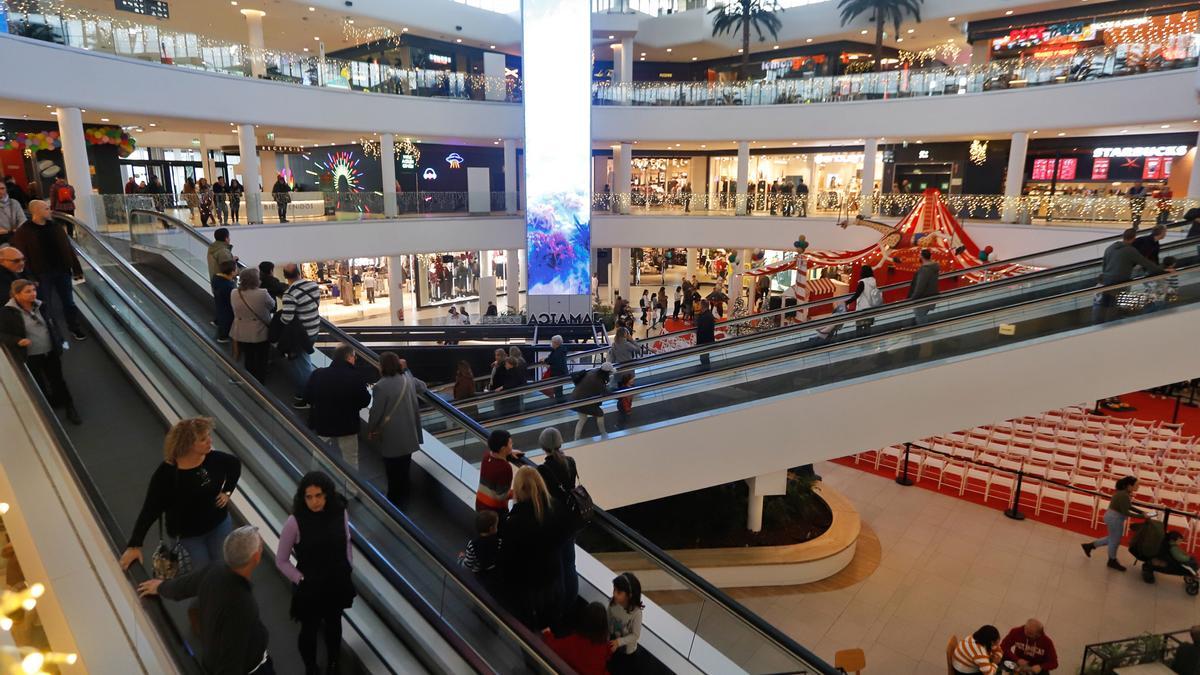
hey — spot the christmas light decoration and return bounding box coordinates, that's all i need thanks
[969,140,988,166]
[358,137,421,164]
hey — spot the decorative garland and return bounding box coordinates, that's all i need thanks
[0,126,137,157]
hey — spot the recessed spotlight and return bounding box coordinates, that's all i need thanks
[948,16,955,21]
[1032,130,1039,134]
[45,105,51,109]
[314,36,320,41]
[860,29,868,34]
[230,0,237,4]
[308,6,315,11]
[455,38,462,43]
[303,47,309,52]
[1162,124,1171,128]
[772,45,779,50]
[806,38,813,43]
[402,27,408,32]
[1057,132,1066,136]
[666,48,672,53]
[50,111,57,116]
[1005,10,1013,14]
[347,19,354,24]
[896,38,904,43]
[700,144,706,148]
[737,48,744,53]
[791,142,797,146]
[100,117,110,122]
[1120,129,1129,133]
[907,28,914,34]
[675,143,680,147]
[1193,120,1199,123]
[149,123,157,127]
[916,140,923,144]
[493,140,499,145]
[691,56,698,60]
[639,57,645,60]
[490,44,496,49]
[640,52,646,56]
[607,35,614,39]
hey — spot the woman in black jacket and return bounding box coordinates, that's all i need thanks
[500,467,565,629]
[275,471,355,675]
[536,428,580,628]
[120,417,242,571]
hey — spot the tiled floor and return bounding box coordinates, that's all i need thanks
[733,461,1199,674]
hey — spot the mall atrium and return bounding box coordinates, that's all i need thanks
[0,0,1198,673]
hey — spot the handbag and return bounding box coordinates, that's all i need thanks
[151,517,191,580]
[367,378,408,442]
[559,463,594,531]
[1116,290,1150,312]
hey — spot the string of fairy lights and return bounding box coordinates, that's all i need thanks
[0,504,77,675]
[357,136,421,162]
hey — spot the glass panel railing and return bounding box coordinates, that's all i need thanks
[446,224,1197,417]
[69,220,571,673]
[592,38,1200,107]
[473,252,1199,452]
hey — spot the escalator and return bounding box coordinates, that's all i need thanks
[92,210,845,673]
[54,217,579,674]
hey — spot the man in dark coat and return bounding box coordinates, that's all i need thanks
[907,248,941,325]
[696,299,715,369]
[9,200,86,340]
[304,344,376,468]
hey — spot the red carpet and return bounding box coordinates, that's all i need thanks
[1098,391,1200,438]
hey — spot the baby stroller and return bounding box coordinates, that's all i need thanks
[1129,517,1199,595]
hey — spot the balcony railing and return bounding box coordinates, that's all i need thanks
[6,3,1197,109]
[592,38,1200,106]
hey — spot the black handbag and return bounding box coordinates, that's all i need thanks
[559,463,594,530]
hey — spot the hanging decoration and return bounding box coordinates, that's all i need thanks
[0,127,137,157]
[358,137,422,165]
[969,140,989,166]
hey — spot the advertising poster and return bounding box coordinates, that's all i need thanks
[1056,158,1077,181]
[1091,158,1110,180]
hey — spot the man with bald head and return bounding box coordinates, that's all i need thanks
[0,245,28,292]
[10,200,86,340]
[1000,619,1058,673]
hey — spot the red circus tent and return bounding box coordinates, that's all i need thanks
[747,188,1036,298]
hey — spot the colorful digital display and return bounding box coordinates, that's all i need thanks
[1144,157,1163,180]
[1092,158,1110,180]
[522,0,591,296]
[1056,158,1077,181]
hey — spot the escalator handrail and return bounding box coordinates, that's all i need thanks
[66,216,572,675]
[313,301,842,675]
[546,218,1195,367]
[454,229,1200,407]
[1,350,204,674]
[473,260,1199,426]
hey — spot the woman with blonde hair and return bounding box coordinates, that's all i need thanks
[120,418,242,571]
[500,466,566,629]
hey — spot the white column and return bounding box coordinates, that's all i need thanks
[258,150,277,198]
[1188,134,1200,202]
[614,142,632,215]
[1003,131,1030,223]
[387,255,406,323]
[686,248,697,278]
[236,124,263,224]
[506,248,521,313]
[745,471,788,532]
[860,138,879,216]
[613,247,631,305]
[199,137,216,181]
[380,133,398,218]
[317,41,327,87]
[613,37,634,85]
[240,9,266,78]
[503,139,518,213]
[56,106,95,227]
[735,141,749,216]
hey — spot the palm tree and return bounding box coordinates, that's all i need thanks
[837,0,923,72]
[708,0,784,80]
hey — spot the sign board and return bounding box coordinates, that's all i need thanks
[1056,158,1077,181]
[116,0,169,18]
[1091,157,1110,180]
[399,154,416,170]
[1093,145,1188,158]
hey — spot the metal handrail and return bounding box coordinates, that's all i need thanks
[459,225,1199,407]
[1,350,204,674]
[66,214,572,674]
[474,260,1199,427]
[122,208,839,672]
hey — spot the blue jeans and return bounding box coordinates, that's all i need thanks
[283,350,315,398]
[1092,509,1127,561]
[37,272,81,332]
[179,514,233,570]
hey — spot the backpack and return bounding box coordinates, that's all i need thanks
[56,186,73,203]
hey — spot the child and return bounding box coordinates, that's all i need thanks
[458,510,501,581]
[1143,256,1179,313]
[542,601,610,675]
[608,572,644,674]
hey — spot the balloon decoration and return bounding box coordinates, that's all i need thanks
[0,126,137,158]
[794,235,809,251]
[728,251,737,263]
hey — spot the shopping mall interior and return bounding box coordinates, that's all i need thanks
[0,0,1199,673]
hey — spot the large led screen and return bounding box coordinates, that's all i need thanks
[522,0,591,295]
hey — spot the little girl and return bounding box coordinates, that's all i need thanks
[608,572,645,674]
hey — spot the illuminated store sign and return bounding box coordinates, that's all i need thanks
[445,153,464,168]
[522,0,591,296]
[422,168,438,180]
[400,154,416,170]
[427,53,452,66]
[1093,145,1188,158]
[814,153,864,164]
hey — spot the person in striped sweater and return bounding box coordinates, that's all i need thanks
[952,625,1001,674]
[280,263,322,408]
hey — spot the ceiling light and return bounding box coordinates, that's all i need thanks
[314,36,320,41]
[230,0,237,4]
[1120,129,1129,133]
[860,29,868,34]
[490,45,496,49]
[666,48,672,52]
[303,47,309,52]
[1162,124,1171,128]
[948,16,955,21]
[675,143,680,147]
[402,27,408,32]
[50,112,57,116]
[100,117,110,122]
[308,6,315,10]
[700,144,706,148]
[1005,10,1013,14]
[639,57,645,60]
[149,123,157,127]
[455,38,462,43]
[806,38,813,43]
[640,52,646,56]
[772,45,779,50]
[608,35,614,39]
[907,28,914,34]
[896,38,904,42]
[45,105,51,108]
[691,56,698,60]
[1057,132,1066,136]
[916,140,923,144]
[347,19,354,24]
[737,48,744,53]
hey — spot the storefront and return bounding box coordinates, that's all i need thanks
[884,140,1008,197]
[299,258,392,307]
[413,250,524,310]
[1023,132,1195,197]
[970,2,1200,69]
